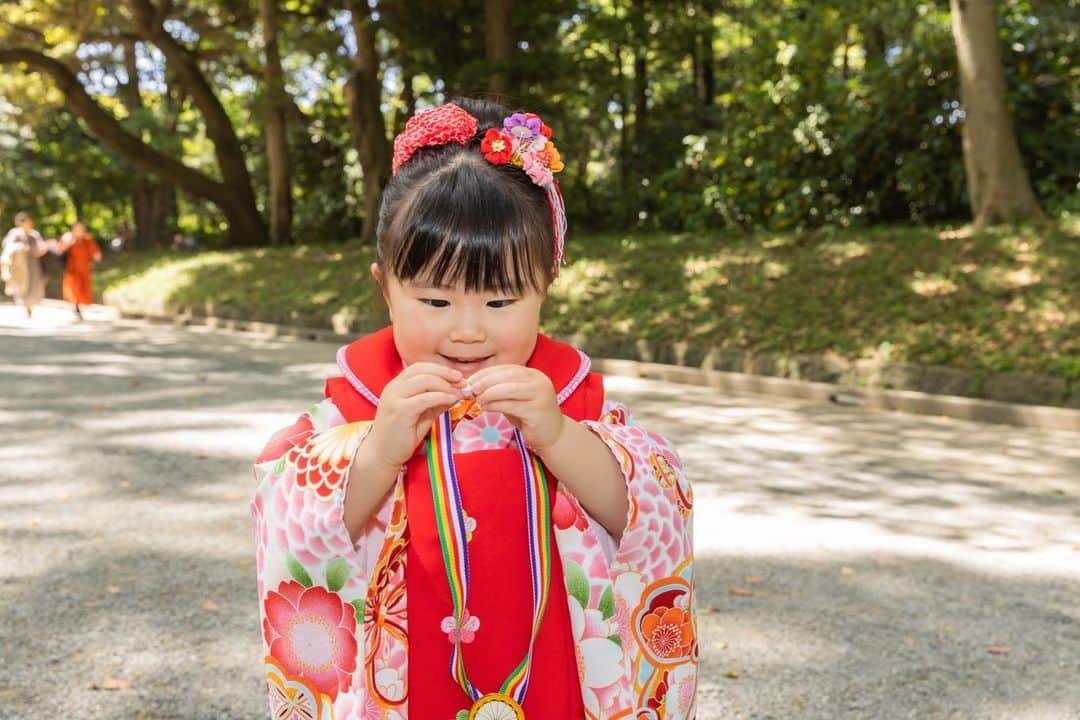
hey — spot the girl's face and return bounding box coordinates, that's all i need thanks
[373,263,545,377]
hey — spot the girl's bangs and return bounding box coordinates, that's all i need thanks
[387,164,552,294]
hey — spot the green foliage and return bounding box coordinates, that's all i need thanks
[0,0,1074,240]
[647,0,1076,231]
[0,109,131,237]
[97,221,1080,381]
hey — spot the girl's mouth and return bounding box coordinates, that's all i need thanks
[439,354,493,373]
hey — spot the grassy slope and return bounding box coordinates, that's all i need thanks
[97,221,1079,381]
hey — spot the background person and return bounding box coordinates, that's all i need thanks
[55,220,102,320]
[1,212,49,318]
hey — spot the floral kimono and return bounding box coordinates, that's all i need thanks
[252,328,698,719]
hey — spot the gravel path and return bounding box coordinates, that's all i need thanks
[1,303,1078,720]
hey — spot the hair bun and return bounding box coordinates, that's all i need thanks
[391,103,479,173]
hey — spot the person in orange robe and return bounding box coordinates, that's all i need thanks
[57,221,101,320]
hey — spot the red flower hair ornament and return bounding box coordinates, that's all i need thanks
[391,102,568,271]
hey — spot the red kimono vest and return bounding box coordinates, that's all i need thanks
[326,328,602,718]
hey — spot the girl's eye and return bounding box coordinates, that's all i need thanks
[421,298,450,308]
[487,299,517,308]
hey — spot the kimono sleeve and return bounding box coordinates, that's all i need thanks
[579,400,698,717]
[251,398,380,710]
[580,399,694,577]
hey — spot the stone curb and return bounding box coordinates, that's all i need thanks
[103,299,1080,433]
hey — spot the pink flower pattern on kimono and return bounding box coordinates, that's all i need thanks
[263,580,358,700]
[567,591,624,718]
[452,411,516,452]
[440,608,480,644]
[269,463,360,583]
[252,491,268,600]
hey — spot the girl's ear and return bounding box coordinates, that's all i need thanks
[371,263,392,321]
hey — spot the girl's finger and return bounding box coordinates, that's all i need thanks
[475,400,527,425]
[405,391,462,418]
[467,366,532,396]
[394,374,464,400]
[398,362,464,384]
[476,381,538,406]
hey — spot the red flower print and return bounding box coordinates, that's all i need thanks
[481,128,513,164]
[553,492,588,531]
[256,414,314,464]
[263,580,358,700]
[287,421,370,499]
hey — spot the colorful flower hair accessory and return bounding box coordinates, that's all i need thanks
[392,103,478,173]
[480,112,567,268]
[392,104,568,272]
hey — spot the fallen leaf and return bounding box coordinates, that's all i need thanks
[745,575,767,585]
[729,587,753,597]
[91,676,131,691]
[703,605,719,613]
[222,492,243,501]
[840,566,856,576]
[723,670,740,680]
[988,646,1012,655]
[202,600,219,611]
[107,586,120,594]
[196,453,209,460]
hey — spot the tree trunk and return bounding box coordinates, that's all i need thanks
[484,0,513,98]
[613,41,630,196]
[344,0,391,247]
[0,47,264,246]
[700,21,714,107]
[121,39,174,249]
[260,0,293,245]
[697,0,715,124]
[632,0,648,151]
[861,20,887,64]
[128,0,267,244]
[949,0,1045,226]
[394,60,416,136]
[391,32,415,137]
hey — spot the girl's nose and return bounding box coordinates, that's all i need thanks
[449,313,485,343]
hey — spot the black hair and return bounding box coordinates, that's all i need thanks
[376,97,555,295]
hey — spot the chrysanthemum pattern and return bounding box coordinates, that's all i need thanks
[288,421,373,500]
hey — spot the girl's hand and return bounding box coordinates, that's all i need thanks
[366,362,465,467]
[467,365,567,451]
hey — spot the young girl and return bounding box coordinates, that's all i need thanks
[252,98,697,720]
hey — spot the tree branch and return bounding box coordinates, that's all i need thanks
[127,0,257,204]
[0,20,46,44]
[0,47,226,203]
